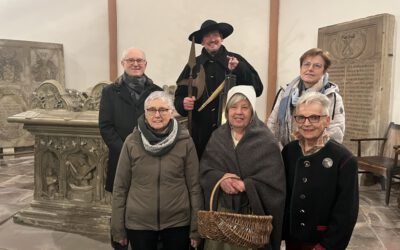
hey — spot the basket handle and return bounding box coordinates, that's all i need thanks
[209,176,241,211]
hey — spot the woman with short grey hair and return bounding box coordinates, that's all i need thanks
[111,91,203,250]
[282,91,358,250]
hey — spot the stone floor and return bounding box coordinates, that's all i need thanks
[0,155,399,250]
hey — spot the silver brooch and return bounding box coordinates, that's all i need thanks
[322,158,333,168]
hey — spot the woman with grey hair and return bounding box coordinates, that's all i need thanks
[200,85,286,250]
[282,92,358,250]
[111,91,203,250]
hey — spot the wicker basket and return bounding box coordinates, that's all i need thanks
[198,176,273,249]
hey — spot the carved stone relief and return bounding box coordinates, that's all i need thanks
[318,14,395,155]
[0,87,32,147]
[34,134,108,204]
[31,48,60,83]
[0,48,23,83]
[7,80,184,238]
[41,151,60,200]
[0,39,65,149]
[83,81,110,111]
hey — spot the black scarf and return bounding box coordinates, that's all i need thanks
[122,73,147,101]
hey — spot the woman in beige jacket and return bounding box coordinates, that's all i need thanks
[111,91,203,250]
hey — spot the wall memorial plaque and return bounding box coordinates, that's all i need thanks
[318,14,395,155]
[0,39,65,150]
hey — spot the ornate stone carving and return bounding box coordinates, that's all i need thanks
[7,80,185,239]
[0,87,30,144]
[318,14,395,155]
[0,39,65,149]
[83,81,110,111]
[0,48,23,83]
[31,48,60,83]
[8,80,111,239]
[329,30,367,59]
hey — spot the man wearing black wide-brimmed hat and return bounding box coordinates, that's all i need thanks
[175,19,263,159]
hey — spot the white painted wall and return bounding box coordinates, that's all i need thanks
[2,0,398,123]
[1,0,268,119]
[278,0,400,123]
[117,0,269,120]
[0,0,109,90]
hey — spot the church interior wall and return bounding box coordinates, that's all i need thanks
[1,0,109,91]
[279,0,400,123]
[1,0,269,120]
[1,0,399,122]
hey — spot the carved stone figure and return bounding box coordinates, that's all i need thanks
[41,151,59,199]
[66,153,96,202]
[31,49,59,82]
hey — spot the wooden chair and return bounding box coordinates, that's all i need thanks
[350,122,400,205]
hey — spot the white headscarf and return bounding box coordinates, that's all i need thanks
[227,85,257,112]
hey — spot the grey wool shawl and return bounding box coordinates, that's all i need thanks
[200,114,286,250]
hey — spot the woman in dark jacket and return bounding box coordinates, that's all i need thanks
[282,92,358,250]
[111,91,203,250]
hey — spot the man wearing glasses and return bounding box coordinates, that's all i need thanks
[99,47,162,193]
[175,20,263,159]
[281,91,358,250]
[267,48,345,148]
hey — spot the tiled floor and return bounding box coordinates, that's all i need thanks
[0,155,399,250]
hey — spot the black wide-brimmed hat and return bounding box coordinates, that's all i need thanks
[188,20,234,44]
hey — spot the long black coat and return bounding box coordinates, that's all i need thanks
[174,45,263,158]
[282,140,359,250]
[99,75,162,192]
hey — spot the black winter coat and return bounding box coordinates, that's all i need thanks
[99,75,162,191]
[174,45,263,158]
[282,140,359,250]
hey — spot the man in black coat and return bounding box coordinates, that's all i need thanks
[174,19,263,159]
[99,47,162,192]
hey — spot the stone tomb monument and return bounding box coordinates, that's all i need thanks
[8,80,111,240]
[0,39,65,152]
[8,81,185,239]
[318,14,395,155]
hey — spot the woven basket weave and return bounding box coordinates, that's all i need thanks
[198,176,273,249]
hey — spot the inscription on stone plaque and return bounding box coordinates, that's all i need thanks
[0,87,32,147]
[0,39,65,149]
[318,14,394,155]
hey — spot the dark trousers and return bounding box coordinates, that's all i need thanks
[127,226,190,250]
[285,240,317,250]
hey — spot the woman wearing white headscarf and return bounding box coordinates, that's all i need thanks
[200,85,286,250]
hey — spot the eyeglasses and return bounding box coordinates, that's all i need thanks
[124,58,146,65]
[146,108,170,116]
[294,115,327,124]
[301,62,324,70]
